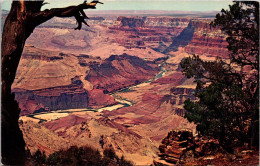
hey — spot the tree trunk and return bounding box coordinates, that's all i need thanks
[1,1,40,164]
[1,1,100,164]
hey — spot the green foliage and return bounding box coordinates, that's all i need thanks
[212,2,259,69]
[103,148,118,161]
[181,1,259,150]
[27,146,133,166]
[30,149,47,166]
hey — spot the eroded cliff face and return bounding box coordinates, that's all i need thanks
[85,53,160,92]
[12,47,159,115]
[108,16,229,58]
[183,20,228,58]
[110,16,190,50]
[165,19,228,58]
[13,82,89,115]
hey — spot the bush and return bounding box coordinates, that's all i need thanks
[26,146,134,166]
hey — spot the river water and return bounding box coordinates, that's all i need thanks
[23,63,166,122]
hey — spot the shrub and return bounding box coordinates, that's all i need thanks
[26,146,134,166]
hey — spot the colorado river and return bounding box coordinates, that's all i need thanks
[22,63,166,123]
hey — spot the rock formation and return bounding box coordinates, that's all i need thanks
[165,19,228,58]
[154,129,223,165]
[13,49,160,115]
[154,129,194,165]
[13,83,89,115]
[184,20,228,58]
[85,53,160,92]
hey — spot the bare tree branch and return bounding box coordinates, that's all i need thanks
[33,2,102,29]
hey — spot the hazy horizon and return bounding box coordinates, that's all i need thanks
[2,0,232,12]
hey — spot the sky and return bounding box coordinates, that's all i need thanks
[1,0,232,12]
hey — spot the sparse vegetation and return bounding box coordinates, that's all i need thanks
[26,146,133,166]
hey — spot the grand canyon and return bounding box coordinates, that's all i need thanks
[2,6,257,165]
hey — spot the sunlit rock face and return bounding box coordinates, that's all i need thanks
[85,54,160,92]
[13,84,89,116]
[183,20,228,58]
[12,46,159,115]
[165,19,228,58]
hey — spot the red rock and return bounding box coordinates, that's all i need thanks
[86,54,160,93]
[88,89,117,108]
[184,20,229,58]
[158,129,195,164]
[151,72,186,86]
[97,117,142,139]
[43,114,89,131]
[14,84,89,115]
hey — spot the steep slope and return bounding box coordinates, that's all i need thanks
[20,114,159,165]
[85,53,160,92]
[184,19,228,58]
[13,47,160,115]
[166,19,228,58]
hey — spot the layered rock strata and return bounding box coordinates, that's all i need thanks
[13,81,89,116]
[184,20,228,58]
[13,47,160,115]
[154,129,194,165]
[85,53,160,92]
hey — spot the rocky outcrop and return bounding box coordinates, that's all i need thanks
[109,16,190,50]
[14,82,89,115]
[85,53,160,92]
[88,89,117,108]
[144,17,190,28]
[154,129,224,165]
[170,87,195,96]
[115,16,190,28]
[165,19,228,58]
[116,16,145,28]
[184,20,228,58]
[155,129,194,165]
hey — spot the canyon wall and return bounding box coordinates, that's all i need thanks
[13,80,89,115]
[25,16,228,59]
[108,16,228,58]
[165,19,228,57]
[13,46,159,115]
[85,53,160,92]
[183,19,228,58]
[109,16,190,50]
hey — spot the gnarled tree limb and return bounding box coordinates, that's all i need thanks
[33,1,102,29]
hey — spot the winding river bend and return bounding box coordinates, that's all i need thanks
[22,63,166,123]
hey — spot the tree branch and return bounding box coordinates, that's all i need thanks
[33,1,102,29]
